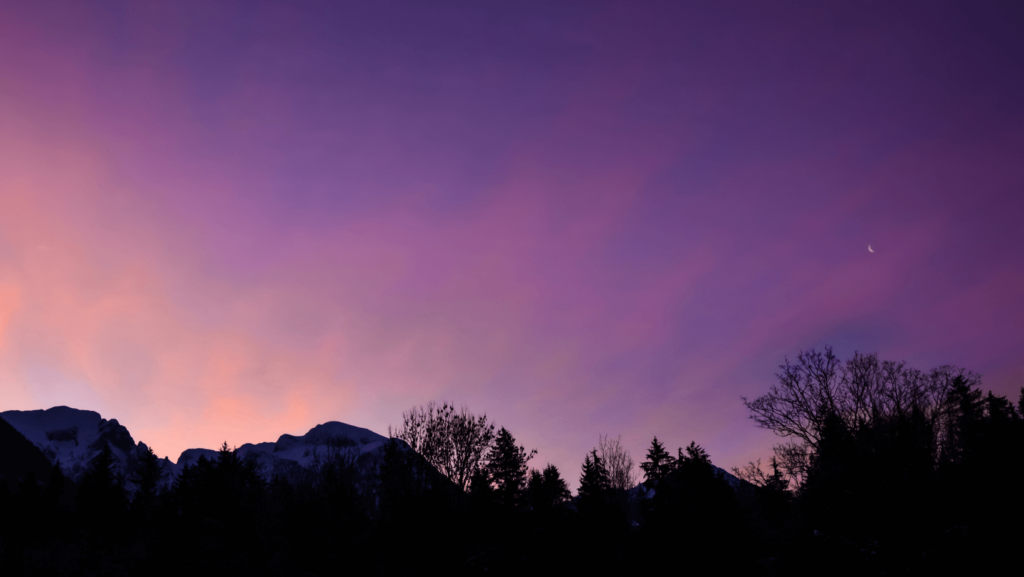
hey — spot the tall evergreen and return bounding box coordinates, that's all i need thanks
[77,443,127,524]
[377,438,412,521]
[942,374,985,467]
[762,456,788,494]
[677,441,711,468]
[801,412,860,534]
[577,449,610,508]
[486,427,535,509]
[527,464,571,512]
[131,444,165,513]
[640,436,674,488]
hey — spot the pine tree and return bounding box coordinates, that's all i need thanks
[469,466,493,496]
[78,443,127,523]
[942,375,985,467]
[678,441,711,468]
[377,438,418,521]
[578,449,610,506]
[527,464,571,512]
[131,444,164,513]
[640,436,674,488]
[801,413,859,533]
[486,427,535,509]
[764,456,788,493]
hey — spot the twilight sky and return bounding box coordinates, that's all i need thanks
[1,1,1022,485]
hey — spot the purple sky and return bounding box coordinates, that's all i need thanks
[1,1,1022,486]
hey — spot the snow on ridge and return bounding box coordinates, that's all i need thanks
[0,406,148,482]
[2,406,393,485]
[172,420,391,480]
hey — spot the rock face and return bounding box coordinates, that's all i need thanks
[0,406,161,482]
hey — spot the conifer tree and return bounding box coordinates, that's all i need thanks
[527,464,571,511]
[377,438,424,521]
[800,412,859,533]
[763,456,788,493]
[942,375,985,467]
[78,443,127,522]
[486,427,535,509]
[578,449,610,505]
[131,445,164,513]
[640,436,674,488]
[469,466,494,498]
[678,441,711,468]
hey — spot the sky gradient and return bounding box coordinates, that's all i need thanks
[1,1,1022,486]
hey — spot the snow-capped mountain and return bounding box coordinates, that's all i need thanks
[173,421,389,481]
[0,406,166,482]
[2,406,391,485]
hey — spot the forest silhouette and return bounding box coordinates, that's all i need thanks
[1,347,1021,575]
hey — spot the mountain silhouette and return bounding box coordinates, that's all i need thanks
[2,406,393,487]
[0,406,166,485]
[174,420,390,482]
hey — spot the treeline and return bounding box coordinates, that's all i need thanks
[737,348,1024,574]
[0,347,1021,575]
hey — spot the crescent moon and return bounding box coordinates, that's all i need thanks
[868,245,874,253]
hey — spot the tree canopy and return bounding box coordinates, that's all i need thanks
[391,402,495,492]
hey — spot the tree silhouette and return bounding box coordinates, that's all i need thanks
[376,437,435,523]
[485,427,535,509]
[77,443,127,521]
[392,402,495,492]
[527,464,570,512]
[732,456,787,492]
[305,444,366,542]
[598,434,637,490]
[641,440,742,565]
[677,441,710,468]
[577,449,610,513]
[640,436,674,488]
[131,444,164,514]
[743,347,975,490]
[940,374,984,467]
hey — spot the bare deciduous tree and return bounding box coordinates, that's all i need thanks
[732,455,789,492]
[390,401,495,492]
[742,346,977,489]
[732,458,767,487]
[598,434,638,491]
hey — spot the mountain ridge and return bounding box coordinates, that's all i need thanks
[2,405,750,496]
[0,406,390,485]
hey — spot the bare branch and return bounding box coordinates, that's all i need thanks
[392,401,496,492]
[598,434,638,491]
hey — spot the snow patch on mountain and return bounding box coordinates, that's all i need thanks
[172,421,389,481]
[4,406,404,487]
[0,406,166,482]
